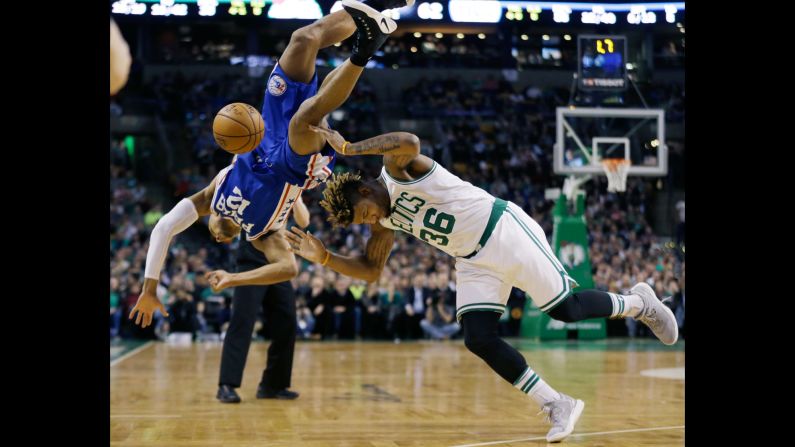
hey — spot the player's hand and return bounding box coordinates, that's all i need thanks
[206,270,235,292]
[308,124,346,154]
[286,226,327,264]
[129,291,169,328]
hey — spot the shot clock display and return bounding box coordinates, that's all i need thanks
[578,35,628,91]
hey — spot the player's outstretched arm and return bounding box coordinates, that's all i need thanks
[309,125,419,159]
[205,231,299,292]
[130,180,217,327]
[286,223,394,283]
[308,125,428,177]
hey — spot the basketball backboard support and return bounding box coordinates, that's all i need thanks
[554,107,668,177]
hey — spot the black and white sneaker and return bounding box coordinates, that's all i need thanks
[342,0,397,65]
[362,0,415,11]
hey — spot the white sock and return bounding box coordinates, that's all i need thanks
[608,292,643,318]
[514,366,561,406]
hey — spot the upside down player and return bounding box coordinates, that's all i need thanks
[285,125,679,443]
[129,0,413,327]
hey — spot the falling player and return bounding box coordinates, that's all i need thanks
[285,125,679,443]
[129,0,414,327]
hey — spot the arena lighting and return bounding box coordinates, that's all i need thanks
[456,33,464,39]
[115,1,684,22]
[627,6,656,24]
[564,34,572,41]
[251,0,265,15]
[414,32,422,38]
[435,33,444,38]
[581,6,616,25]
[228,0,247,16]
[542,34,549,40]
[151,0,188,16]
[521,34,528,40]
[552,4,571,23]
[112,0,147,15]
[505,6,523,21]
[527,5,541,21]
[197,0,218,16]
[411,46,418,52]
[497,2,684,12]
[478,33,486,39]
[417,2,444,20]
[267,0,322,19]
[449,0,502,23]
[664,5,677,23]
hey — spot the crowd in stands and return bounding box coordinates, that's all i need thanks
[142,24,684,73]
[111,69,685,343]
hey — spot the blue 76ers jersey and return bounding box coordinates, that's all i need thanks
[211,63,336,240]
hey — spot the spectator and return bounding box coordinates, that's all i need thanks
[403,273,431,339]
[420,296,460,340]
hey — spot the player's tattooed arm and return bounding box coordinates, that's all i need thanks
[308,125,420,165]
[286,222,395,283]
[347,133,415,156]
[308,125,431,178]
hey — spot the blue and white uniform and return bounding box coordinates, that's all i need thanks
[211,64,336,240]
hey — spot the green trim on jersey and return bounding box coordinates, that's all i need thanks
[383,161,438,185]
[456,303,507,322]
[461,198,508,259]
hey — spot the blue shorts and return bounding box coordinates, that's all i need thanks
[211,64,337,240]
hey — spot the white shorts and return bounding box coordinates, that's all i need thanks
[454,202,577,321]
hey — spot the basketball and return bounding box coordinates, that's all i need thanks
[212,103,265,154]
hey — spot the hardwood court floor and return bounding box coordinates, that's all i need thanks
[111,338,684,446]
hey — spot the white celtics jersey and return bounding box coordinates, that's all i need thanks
[378,160,495,257]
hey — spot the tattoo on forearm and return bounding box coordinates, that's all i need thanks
[351,135,402,155]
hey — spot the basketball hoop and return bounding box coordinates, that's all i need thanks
[600,158,631,192]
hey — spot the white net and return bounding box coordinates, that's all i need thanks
[601,159,631,192]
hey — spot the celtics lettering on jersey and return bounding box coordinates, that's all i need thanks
[379,161,494,258]
[388,192,457,247]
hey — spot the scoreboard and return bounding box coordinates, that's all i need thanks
[578,35,627,91]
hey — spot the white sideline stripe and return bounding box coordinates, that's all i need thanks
[449,425,685,447]
[110,341,154,367]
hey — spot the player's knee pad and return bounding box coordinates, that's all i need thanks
[464,331,495,356]
[462,312,501,356]
[546,294,582,322]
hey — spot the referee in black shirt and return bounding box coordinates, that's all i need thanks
[216,197,309,403]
